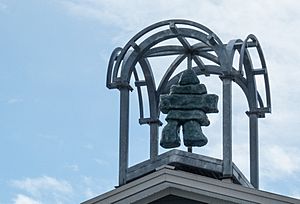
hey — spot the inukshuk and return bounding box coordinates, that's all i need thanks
[159,69,219,148]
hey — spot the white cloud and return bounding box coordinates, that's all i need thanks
[291,192,300,200]
[80,176,115,199]
[59,0,300,198]
[59,0,300,127]
[11,176,73,203]
[60,0,300,35]
[261,145,300,179]
[80,176,101,199]
[13,194,41,204]
[11,176,72,195]
[84,187,97,198]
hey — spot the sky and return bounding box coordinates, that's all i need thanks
[1,0,300,203]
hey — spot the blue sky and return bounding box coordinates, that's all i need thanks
[1,0,300,203]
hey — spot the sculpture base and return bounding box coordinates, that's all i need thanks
[126,149,252,188]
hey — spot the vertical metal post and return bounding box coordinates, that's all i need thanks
[187,53,193,154]
[249,113,259,189]
[150,122,158,160]
[119,86,130,185]
[222,76,233,177]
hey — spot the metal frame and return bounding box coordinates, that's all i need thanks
[106,19,271,188]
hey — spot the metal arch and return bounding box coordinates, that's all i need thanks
[145,45,186,57]
[121,28,223,83]
[119,26,225,118]
[132,69,144,120]
[152,40,264,188]
[109,25,224,186]
[119,27,224,161]
[237,34,271,188]
[115,50,159,125]
[157,39,260,117]
[239,34,271,115]
[157,54,187,99]
[108,19,223,86]
[106,20,271,188]
[107,47,122,89]
[135,58,160,160]
[137,58,158,118]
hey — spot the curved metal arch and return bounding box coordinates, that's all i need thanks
[107,47,122,89]
[107,20,272,189]
[109,19,223,84]
[126,59,159,124]
[239,37,258,110]
[117,27,225,128]
[112,48,159,125]
[239,34,271,114]
[116,31,269,127]
[157,54,187,99]
[132,68,144,120]
[156,39,263,116]
[220,37,270,116]
[226,39,258,110]
[121,27,223,83]
[107,23,271,119]
[145,45,186,57]
[137,58,158,120]
[113,30,269,128]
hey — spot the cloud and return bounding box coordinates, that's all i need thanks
[59,0,300,124]
[80,176,115,199]
[13,194,41,204]
[58,0,300,198]
[80,176,101,198]
[261,145,300,179]
[84,187,96,198]
[60,0,300,34]
[10,176,73,203]
[291,192,300,200]
[10,176,116,204]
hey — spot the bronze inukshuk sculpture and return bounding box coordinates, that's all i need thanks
[159,69,219,148]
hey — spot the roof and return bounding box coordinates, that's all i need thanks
[81,165,299,204]
[126,149,252,188]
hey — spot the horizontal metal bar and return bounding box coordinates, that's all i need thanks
[108,81,134,91]
[252,69,267,75]
[246,107,272,118]
[135,80,147,86]
[247,107,271,114]
[139,118,163,125]
[234,41,257,49]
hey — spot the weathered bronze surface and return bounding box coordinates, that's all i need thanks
[159,69,219,148]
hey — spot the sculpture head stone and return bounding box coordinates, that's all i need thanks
[159,69,219,149]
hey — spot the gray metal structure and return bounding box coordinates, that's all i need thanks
[82,166,299,204]
[106,19,271,189]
